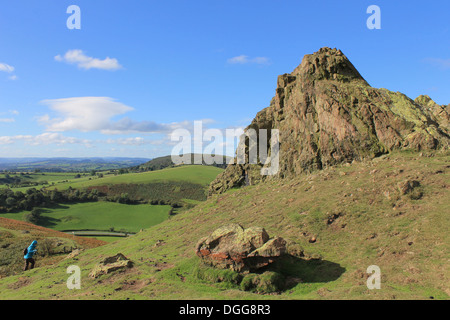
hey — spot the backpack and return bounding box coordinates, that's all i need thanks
[23,247,28,256]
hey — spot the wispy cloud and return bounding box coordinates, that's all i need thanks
[0,110,19,122]
[423,57,450,70]
[0,63,18,80]
[55,49,123,71]
[0,133,91,146]
[227,55,271,65]
[0,63,14,73]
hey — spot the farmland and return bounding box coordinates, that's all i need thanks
[0,165,223,192]
[1,202,170,235]
[0,164,224,241]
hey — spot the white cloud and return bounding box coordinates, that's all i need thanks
[0,133,91,146]
[38,96,204,135]
[0,111,19,123]
[39,97,133,132]
[55,49,123,70]
[0,63,14,73]
[0,63,18,80]
[227,55,270,65]
[0,136,14,144]
[100,118,193,135]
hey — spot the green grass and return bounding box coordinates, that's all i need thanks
[91,236,128,243]
[46,165,223,191]
[2,202,171,234]
[0,165,224,193]
[0,151,448,300]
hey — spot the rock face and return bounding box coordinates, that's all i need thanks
[195,224,286,272]
[209,47,450,195]
[89,253,133,278]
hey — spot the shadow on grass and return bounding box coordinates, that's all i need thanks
[37,208,62,228]
[263,255,346,290]
[44,203,71,210]
[193,255,346,293]
[250,255,346,291]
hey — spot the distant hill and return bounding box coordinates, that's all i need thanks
[133,154,232,172]
[0,157,150,172]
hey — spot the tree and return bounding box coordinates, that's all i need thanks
[5,197,16,207]
[25,207,41,224]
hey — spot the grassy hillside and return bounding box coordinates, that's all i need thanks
[0,217,105,278]
[0,165,223,194]
[45,165,223,191]
[0,150,448,299]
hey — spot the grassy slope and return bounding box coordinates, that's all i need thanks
[0,218,106,278]
[0,151,448,300]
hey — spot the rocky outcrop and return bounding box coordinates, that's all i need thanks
[414,95,449,130]
[89,253,133,278]
[209,47,450,195]
[195,224,286,272]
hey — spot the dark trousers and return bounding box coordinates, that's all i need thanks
[24,258,35,271]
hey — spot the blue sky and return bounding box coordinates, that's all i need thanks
[0,0,449,158]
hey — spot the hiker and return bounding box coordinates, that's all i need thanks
[23,240,38,271]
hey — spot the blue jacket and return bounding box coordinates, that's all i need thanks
[24,240,37,259]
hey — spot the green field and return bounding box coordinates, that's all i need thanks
[2,202,171,234]
[7,165,222,191]
[0,165,224,237]
[54,165,222,188]
[0,165,223,195]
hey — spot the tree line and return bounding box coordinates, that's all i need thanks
[0,187,99,213]
[0,180,207,216]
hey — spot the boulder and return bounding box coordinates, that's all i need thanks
[89,253,133,278]
[195,224,286,272]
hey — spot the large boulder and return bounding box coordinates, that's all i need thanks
[195,224,286,272]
